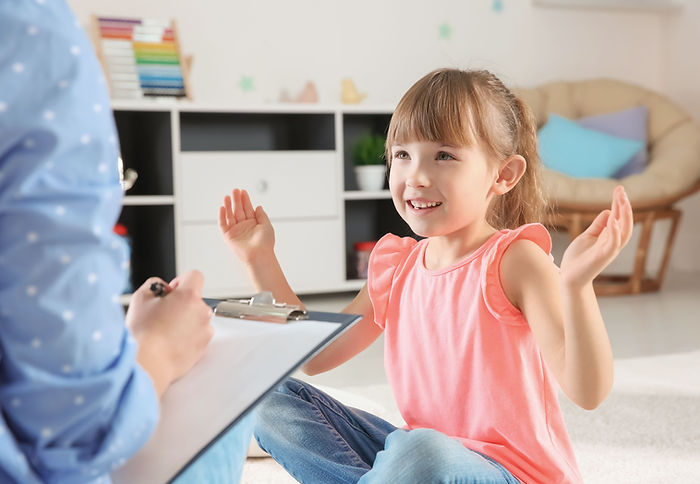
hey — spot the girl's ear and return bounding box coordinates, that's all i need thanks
[493,155,526,195]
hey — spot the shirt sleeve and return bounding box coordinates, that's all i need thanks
[0,2,159,483]
[480,223,553,325]
[367,234,417,329]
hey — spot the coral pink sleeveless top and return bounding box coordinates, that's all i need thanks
[367,224,582,484]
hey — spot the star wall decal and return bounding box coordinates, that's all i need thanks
[438,23,452,40]
[238,75,255,93]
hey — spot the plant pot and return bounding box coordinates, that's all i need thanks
[354,165,386,191]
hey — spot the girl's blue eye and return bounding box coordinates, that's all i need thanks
[437,151,454,161]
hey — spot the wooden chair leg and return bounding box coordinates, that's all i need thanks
[630,211,656,293]
[648,209,682,291]
[552,206,681,296]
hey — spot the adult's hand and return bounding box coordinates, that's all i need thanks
[126,270,214,398]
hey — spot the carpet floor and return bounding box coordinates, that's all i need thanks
[241,350,700,483]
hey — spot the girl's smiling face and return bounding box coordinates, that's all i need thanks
[389,140,498,239]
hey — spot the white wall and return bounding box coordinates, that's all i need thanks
[68,0,668,104]
[660,0,700,271]
[68,0,699,272]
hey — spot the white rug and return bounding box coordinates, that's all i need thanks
[241,350,700,483]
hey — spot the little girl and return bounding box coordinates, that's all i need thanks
[218,68,633,484]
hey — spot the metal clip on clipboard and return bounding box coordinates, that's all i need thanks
[213,291,308,324]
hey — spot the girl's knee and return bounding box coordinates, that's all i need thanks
[375,429,511,484]
[255,378,302,429]
[376,429,448,474]
[385,428,446,457]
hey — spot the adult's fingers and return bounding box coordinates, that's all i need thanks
[173,270,205,297]
[132,276,170,301]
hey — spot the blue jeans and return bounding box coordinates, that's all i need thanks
[173,412,255,484]
[255,378,519,484]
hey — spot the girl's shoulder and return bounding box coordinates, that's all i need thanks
[481,223,554,323]
[490,223,551,259]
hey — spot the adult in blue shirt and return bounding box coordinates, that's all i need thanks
[0,1,252,482]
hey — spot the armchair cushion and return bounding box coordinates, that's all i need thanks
[578,106,648,178]
[514,79,700,207]
[538,113,643,178]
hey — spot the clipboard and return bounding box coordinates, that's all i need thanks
[111,293,361,484]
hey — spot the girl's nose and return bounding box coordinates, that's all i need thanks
[406,161,431,188]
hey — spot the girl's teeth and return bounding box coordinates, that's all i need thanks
[410,201,441,209]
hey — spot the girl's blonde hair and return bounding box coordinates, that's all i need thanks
[386,68,547,230]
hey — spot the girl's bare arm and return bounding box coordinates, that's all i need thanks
[302,284,382,375]
[219,189,382,375]
[501,186,633,410]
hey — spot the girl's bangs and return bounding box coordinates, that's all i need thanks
[387,77,480,149]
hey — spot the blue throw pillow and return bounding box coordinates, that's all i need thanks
[538,114,644,179]
[577,106,648,178]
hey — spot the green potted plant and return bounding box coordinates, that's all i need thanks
[352,133,386,191]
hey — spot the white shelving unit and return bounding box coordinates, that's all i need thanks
[343,190,392,201]
[112,100,408,298]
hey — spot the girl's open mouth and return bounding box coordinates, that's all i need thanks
[407,199,442,213]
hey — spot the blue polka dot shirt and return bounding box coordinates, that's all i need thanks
[0,1,159,482]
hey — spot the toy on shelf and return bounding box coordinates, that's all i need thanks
[91,15,192,100]
[341,78,366,104]
[279,81,319,103]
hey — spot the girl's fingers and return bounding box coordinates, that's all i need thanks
[611,219,622,251]
[232,189,244,224]
[619,189,634,245]
[220,189,257,230]
[610,186,622,221]
[218,206,228,231]
[242,189,255,220]
[609,186,633,248]
[585,209,611,237]
[224,194,235,225]
[255,205,270,226]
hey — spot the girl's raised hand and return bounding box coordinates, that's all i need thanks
[218,188,275,264]
[560,186,634,289]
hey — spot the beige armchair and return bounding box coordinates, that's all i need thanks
[515,79,700,295]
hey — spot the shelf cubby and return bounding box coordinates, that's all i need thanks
[344,199,416,279]
[113,110,173,196]
[117,204,176,291]
[342,113,392,191]
[180,112,335,151]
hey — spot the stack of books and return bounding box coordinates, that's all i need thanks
[92,16,190,99]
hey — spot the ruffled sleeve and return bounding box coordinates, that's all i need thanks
[367,234,418,329]
[481,223,552,325]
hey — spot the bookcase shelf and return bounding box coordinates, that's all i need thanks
[112,101,414,297]
[117,204,176,292]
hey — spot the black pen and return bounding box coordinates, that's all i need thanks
[150,282,170,297]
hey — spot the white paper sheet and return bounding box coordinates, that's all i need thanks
[111,315,343,484]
